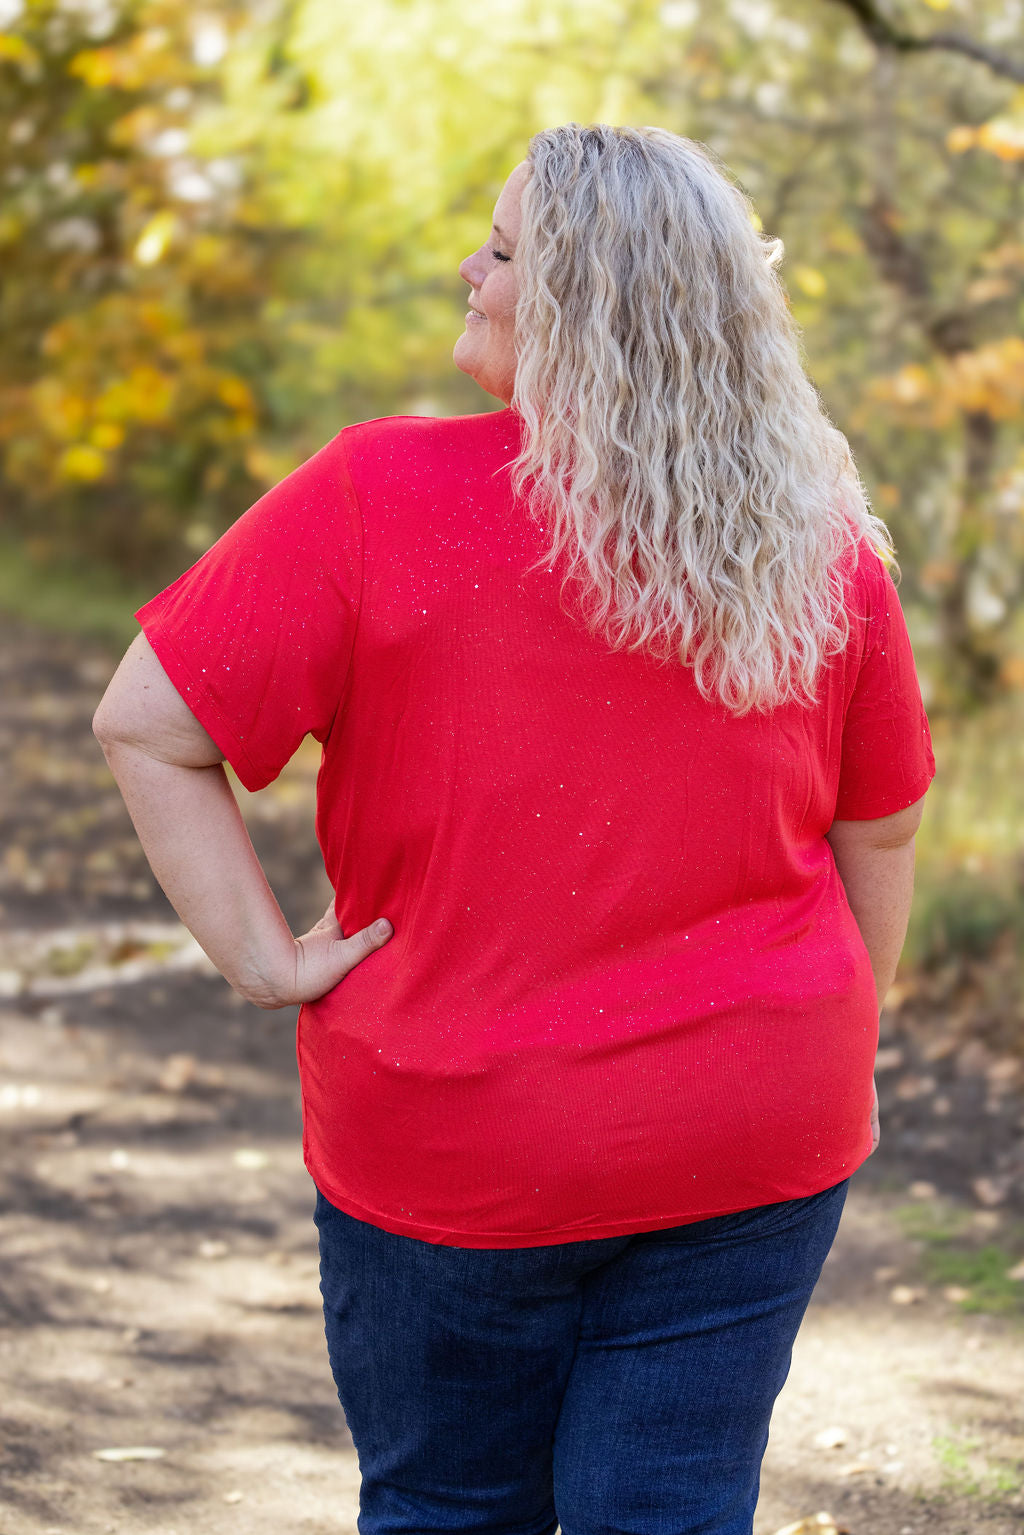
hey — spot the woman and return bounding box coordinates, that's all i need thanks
[93,124,934,1535]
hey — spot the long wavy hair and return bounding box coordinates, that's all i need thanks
[506,123,896,715]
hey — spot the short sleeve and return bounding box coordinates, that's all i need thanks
[133,430,362,793]
[833,552,936,820]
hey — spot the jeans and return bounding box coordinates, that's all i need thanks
[314,1177,850,1535]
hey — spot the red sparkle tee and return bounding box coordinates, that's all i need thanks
[134,408,936,1247]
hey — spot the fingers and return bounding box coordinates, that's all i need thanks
[350,917,392,955]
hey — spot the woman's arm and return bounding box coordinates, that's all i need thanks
[826,794,928,1153]
[825,794,927,1011]
[92,632,392,1009]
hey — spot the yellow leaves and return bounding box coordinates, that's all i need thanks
[244,443,297,488]
[824,223,862,256]
[160,330,205,366]
[110,105,163,149]
[190,232,233,270]
[918,0,951,10]
[791,264,827,299]
[69,30,171,92]
[867,340,1024,427]
[59,444,108,483]
[216,375,255,412]
[90,422,125,451]
[948,119,1024,162]
[965,276,1016,306]
[948,95,1024,162]
[947,126,976,155]
[1000,656,1024,690]
[920,560,957,591]
[126,365,174,423]
[94,366,175,427]
[31,381,126,482]
[977,117,1024,162]
[0,32,41,77]
[772,1514,848,1535]
[31,379,88,440]
[877,363,933,407]
[948,338,1024,420]
[134,211,178,266]
[137,301,179,338]
[69,46,144,91]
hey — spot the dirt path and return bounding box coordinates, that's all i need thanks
[1,612,1022,1535]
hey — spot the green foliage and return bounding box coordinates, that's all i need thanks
[895,1200,1024,1320]
[0,530,152,650]
[903,700,1024,1016]
[912,876,1023,968]
[932,1431,1023,1501]
[1,0,1022,702]
[925,1245,1024,1316]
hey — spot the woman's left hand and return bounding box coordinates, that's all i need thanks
[251,900,393,1008]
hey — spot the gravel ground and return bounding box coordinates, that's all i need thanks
[1,612,1021,1535]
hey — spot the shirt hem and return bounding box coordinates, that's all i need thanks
[304,1152,868,1249]
[832,759,935,821]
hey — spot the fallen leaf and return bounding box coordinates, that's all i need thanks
[1007,1259,1024,1281]
[223,1490,243,1504]
[895,1073,936,1101]
[812,1426,848,1450]
[232,1147,269,1169]
[972,1176,1009,1207]
[908,1181,937,1200]
[838,1461,872,1477]
[198,1239,229,1260]
[986,1056,1021,1088]
[93,1446,166,1462]
[890,1285,924,1305]
[943,1284,972,1302]
[956,1040,995,1077]
[772,1513,847,1535]
[158,1053,198,1093]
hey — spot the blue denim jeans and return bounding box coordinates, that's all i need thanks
[314,1177,850,1535]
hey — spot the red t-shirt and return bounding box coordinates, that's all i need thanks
[135,407,936,1247]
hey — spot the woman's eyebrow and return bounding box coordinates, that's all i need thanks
[493,223,510,240]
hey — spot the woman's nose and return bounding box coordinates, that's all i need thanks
[459,248,484,287]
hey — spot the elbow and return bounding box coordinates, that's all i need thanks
[92,695,120,749]
[92,690,137,754]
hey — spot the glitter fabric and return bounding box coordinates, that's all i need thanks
[134,408,935,1249]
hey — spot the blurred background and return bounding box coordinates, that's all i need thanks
[2,0,1023,980]
[1,4,1024,1530]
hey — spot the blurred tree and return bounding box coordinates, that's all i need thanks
[0,0,1021,710]
[824,0,1024,703]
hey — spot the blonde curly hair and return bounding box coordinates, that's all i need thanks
[506,122,896,715]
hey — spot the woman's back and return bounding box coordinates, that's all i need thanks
[134,403,934,1247]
